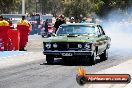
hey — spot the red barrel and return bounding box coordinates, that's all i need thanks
[0,26,9,50]
[0,38,4,51]
[8,29,20,50]
[17,25,30,50]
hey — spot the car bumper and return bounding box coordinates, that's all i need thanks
[43,51,93,56]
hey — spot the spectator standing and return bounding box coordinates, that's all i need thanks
[54,15,66,33]
[44,19,49,35]
[17,16,31,51]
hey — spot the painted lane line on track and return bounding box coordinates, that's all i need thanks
[0,51,32,59]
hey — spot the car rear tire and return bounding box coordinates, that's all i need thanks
[42,35,45,38]
[99,49,108,62]
[46,55,54,64]
[89,52,96,65]
[83,56,89,65]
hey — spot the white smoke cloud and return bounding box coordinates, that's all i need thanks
[101,9,132,49]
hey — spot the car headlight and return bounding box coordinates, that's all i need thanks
[78,44,82,48]
[84,43,90,49]
[45,43,51,49]
[53,43,58,48]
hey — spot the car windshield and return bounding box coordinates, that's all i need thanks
[56,25,96,35]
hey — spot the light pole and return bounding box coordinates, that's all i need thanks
[22,0,25,14]
[36,0,39,13]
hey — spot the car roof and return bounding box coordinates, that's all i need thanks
[60,23,98,26]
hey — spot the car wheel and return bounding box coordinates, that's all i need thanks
[89,52,96,65]
[99,49,108,62]
[83,56,89,65]
[47,33,51,37]
[46,55,54,64]
[42,35,44,38]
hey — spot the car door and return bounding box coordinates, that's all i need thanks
[97,25,109,53]
[95,26,103,54]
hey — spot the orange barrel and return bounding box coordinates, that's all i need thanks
[8,29,20,50]
[0,26,9,50]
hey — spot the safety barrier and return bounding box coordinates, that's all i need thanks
[0,26,10,51]
[17,25,30,50]
[0,25,30,51]
[8,29,20,50]
[0,26,21,51]
[0,38,4,51]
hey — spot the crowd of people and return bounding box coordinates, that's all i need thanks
[0,14,95,51]
[52,15,96,33]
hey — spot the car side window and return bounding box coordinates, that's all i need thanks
[95,27,100,36]
[98,25,105,35]
[97,25,105,36]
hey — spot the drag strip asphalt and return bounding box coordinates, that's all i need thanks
[0,35,131,88]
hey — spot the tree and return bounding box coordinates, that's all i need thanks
[25,0,36,14]
[0,0,132,18]
[97,0,132,17]
[63,0,103,20]
[49,0,64,17]
[38,0,63,16]
[0,0,17,14]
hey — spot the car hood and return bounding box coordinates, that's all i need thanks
[44,35,97,43]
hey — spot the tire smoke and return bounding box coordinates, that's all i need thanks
[101,9,132,49]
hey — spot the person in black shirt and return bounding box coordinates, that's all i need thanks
[54,15,66,33]
[44,19,48,34]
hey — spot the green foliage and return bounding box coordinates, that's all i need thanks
[0,0,17,14]
[63,0,132,18]
[0,0,132,18]
[25,0,36,14]
[97,0,132,17]
[0,0,37,14]
[39,0,64,16]
[64,0,103,20]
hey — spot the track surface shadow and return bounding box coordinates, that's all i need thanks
[41,58,101,66]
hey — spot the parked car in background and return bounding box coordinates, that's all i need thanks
[41,23,55,38]
[29,13,53,35]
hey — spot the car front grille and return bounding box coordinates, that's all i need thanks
[57,43,68,50]
[69,43,79,49]
[54,42,83,50]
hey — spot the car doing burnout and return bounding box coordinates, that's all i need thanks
[43,23,111,65]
